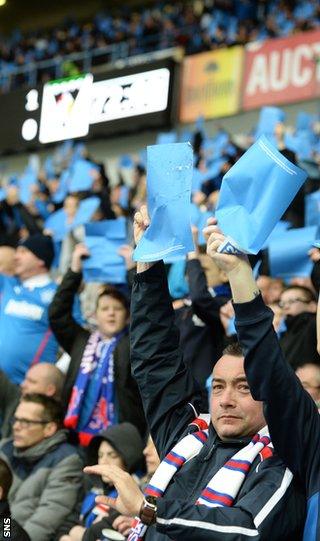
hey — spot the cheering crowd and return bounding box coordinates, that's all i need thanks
[0,112,319,540]
[1,0,320,91]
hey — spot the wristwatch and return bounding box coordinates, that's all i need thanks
[139,495,157,525]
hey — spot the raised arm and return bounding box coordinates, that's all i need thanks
[48,244,89,354]
[206,225,320,490]
[130,207,203,456]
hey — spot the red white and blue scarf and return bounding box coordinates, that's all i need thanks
[128,420,274,540]
[64,329,126,446]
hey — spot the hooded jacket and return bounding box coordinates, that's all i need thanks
[0,429,83,541]
[129,262,305,541]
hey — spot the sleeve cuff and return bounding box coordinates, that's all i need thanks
[233,294,270,323]
[134,261,166,284]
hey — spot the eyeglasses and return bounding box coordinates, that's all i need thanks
[12,416,50,428]
[278,298,309,309]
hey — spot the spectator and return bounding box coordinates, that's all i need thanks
[296,363,320,406]
[83,207,305,540]
[0,458,30,541]
[279,285,319,369]
[0,362,64,438]
[0,393,83,541]
[205,224,320,541]
[0,233,59,383]
[49,243,146,445]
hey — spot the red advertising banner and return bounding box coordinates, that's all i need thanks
[242,29,320,110]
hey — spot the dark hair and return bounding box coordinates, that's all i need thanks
[20,393,64,428]
[282,285,316,303]
[0,459,12,499]
[222,342,244,357]
[96,286,129,314]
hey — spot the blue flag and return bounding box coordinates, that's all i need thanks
[269,226,317,281]
[83,218,127,284]
[134,143,194,262]
[215,135,307,255]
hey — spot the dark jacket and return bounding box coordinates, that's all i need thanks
[280,312,320,369]
[130,262,305,541]
[0,370,20,439]
[174,259,228,389]
[235,294,320,541]
[0,430,83,541]
[48,269,146,436]
[0,500,30,541]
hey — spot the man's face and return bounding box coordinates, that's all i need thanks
[12,401,54,449]
[95,295,128,339]
[296,364,320,403]
[210,355,265,440]
[14,246,44,280]
[20,365,51,397]
[279,288,314,317]
[143,436,160,476]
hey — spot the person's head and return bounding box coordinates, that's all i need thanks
[95,286,129,339]
[0,246,15,275]
[0,459,12,500]
[143,435,160,476]
[12,393,63,449]
[267,278,284,304]
[296,363,320,404]
[15,234,55,279]
[63,194,80,223]
[210,343,265,440]
[20,363,65,400]
[88,423,144,483]
[279,286,317,317]
[256,275,271,303]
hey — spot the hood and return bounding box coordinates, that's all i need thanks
[87,423,144,473]
[13,429,68,462]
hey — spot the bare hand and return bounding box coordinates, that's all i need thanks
[133,205,150,245]
[83,464,144,517]
[309,248,320,263]
[203,224,249,274]
[71,243,90,273]
[112,515,134,536]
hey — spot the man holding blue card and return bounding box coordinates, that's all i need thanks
[205,223,319,540]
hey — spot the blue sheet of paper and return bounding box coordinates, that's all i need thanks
[19,172,38,204]
[255,106,285,140]
[69,159,99,192]
[269,226,317,281]
[215,135,308,254]
[134,143,194,262]
[305,191,320,227]
[156,132,178,145]
[82,218,127,283]
[44,197,100,241]
[262,220,291,249]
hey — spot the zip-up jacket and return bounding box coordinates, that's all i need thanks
[235,293,320,541]
[130,262,305,541]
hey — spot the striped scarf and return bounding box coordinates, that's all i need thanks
[128,420,273,540]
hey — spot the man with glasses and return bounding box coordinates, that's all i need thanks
[278,285,319,369]
[0,393,83,541]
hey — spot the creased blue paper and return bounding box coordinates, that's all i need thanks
[83,218,127,284]
[255,106,285,140]
[134,143,194,262]
[44,197,100,241]
[305,191,320,227]
[215,135,308,254]
[269,226,317,281]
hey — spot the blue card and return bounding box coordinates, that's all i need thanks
[215,135,308,254]
[69,159,99,192]
[134,143,194,261]
[83,218,127,284]
[269,226,318,281]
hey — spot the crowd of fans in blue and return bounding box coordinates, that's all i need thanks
[0,106,317,540]
[1,0,320,90]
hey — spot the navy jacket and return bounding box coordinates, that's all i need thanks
[130,262,305,541]
[235,294,319,541]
